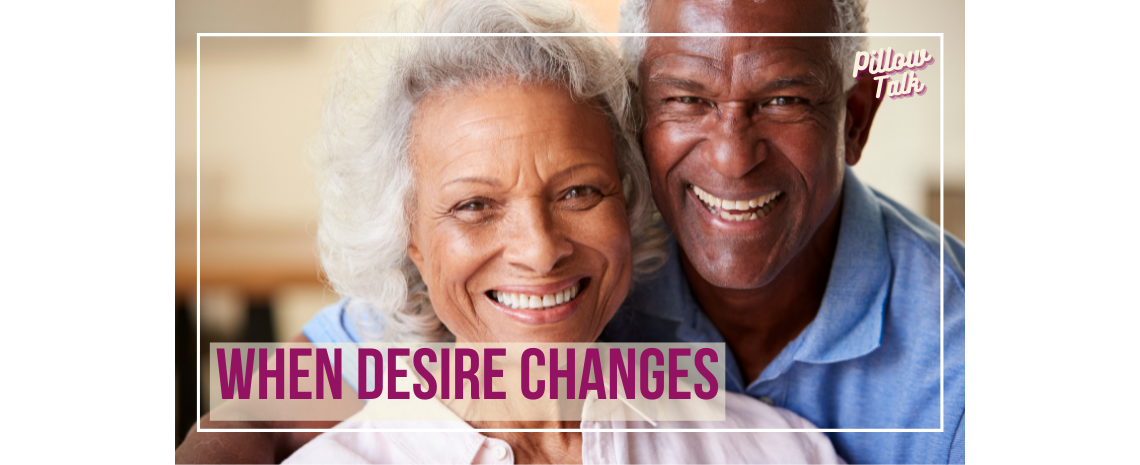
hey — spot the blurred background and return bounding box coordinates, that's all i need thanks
[174,0,964,445]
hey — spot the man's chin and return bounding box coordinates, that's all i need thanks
[699,270,779,290]
[680,246,784,291]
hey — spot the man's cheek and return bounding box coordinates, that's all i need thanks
[660,124,704,155]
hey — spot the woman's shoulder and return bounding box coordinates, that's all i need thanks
[282,422,408,464]
[592,391,844,464]
[721,390,818,428]
[283,421,490,464]
[719,391,844,463]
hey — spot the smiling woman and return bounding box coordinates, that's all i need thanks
[313,1,665,345]
[406,83,633,343]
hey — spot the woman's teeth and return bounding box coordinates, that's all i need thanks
[691,185,782,222]
[492,282,580,310]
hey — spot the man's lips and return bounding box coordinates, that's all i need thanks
[689,184,784,222]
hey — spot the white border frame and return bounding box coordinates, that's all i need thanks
[196,32,945,433]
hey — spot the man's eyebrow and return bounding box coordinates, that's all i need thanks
[763,74,827,90]
[648,74,828,94]
[647,75,710,93]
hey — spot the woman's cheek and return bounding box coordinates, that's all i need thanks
[427,225,491,313]
[570,202,632,298]
[599,199,633,261]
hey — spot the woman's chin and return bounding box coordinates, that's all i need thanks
[475,296,607,344]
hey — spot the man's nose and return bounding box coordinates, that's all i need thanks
[502,202,573,274]
[701,105,766,178]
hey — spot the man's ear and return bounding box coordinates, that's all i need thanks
[843,75,883,166]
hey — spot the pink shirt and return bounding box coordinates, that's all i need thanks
[284,392,844,464]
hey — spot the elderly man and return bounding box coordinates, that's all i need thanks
[600,0,965,463]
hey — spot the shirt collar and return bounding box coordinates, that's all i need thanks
[344,399,489,463]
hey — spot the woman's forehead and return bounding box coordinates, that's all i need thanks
[409,83,617,183]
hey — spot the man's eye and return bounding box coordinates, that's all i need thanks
[765,96,806,106]
[673,96,703,104]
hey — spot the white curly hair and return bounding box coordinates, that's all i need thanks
[618,0,870,91]
[312,0,668,342]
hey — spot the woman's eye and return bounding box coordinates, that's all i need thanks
[559,186,604,210]
[449,198,498,223]
[456,201,488,212]
[674,96,703,104]
[564,186,598,199]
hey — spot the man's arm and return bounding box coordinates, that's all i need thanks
[175,333,364,464]
[175,415,338,464]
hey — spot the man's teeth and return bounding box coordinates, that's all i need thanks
[691,185,781,222]
[492,282,580,310]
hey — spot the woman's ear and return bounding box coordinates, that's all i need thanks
[407,231,425,269]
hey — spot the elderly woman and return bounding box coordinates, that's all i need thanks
[179,0,844,463]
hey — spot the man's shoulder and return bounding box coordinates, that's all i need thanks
[865,189,965,410]
[303,298,370,344]
[872,189,965,293]
[868,189,964,367]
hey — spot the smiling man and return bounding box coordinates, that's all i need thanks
[600,0,965,463]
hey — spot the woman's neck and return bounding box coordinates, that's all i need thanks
[441,341,585,463]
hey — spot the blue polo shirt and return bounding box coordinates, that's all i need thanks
[601,168,966,464]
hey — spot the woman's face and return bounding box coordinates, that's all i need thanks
[406,83,633,344]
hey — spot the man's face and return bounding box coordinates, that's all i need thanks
[640,0,851,289]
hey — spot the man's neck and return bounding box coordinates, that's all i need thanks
[681,198,843,384]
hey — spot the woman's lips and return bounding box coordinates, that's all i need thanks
[485,277,588,326]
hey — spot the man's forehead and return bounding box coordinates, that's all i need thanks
[641,0,837,80]
[645,36,829,68]
[642,36,835,92]
[645,0,835,35]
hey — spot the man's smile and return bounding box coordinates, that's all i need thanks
[689,184,785,222]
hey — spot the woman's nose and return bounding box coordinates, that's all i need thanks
[502,202,573,274]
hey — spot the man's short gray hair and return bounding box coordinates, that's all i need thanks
[619,0,869,90]
[313,0,667,342]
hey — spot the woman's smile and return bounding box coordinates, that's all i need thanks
[487,276,589,325]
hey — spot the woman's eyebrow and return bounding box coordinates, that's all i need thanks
[443,176,500,188]
[545,161,610,184]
